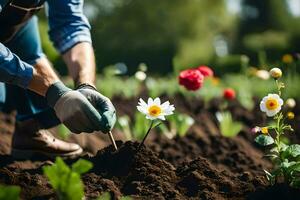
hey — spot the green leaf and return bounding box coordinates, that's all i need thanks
[43,157,92,200]
[286,162,300,174]
[57,124,70,140]
[64,172,84,200]
[290,177,300,188]
[97,192,111,200]
[255,135,274,146]
[120,196,132,200]
[43,157,70,190]
[133,112,149,140]
[264,170,276,185]
[216,112,243,137]
[282,144,300,159]
[72,159,93,175]
[116,115,132,140]
[0,185,21,200]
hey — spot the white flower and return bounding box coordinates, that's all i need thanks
[137,97,175,120]
[260,94,283,117]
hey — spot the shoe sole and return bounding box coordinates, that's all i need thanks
[11,148,83,160]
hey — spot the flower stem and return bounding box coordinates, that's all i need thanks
[138,120,154,150]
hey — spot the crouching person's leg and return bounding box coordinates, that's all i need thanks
[5,17,82,159]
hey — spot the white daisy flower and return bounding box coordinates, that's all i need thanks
[137,97,175,120]
[260,94,283,117]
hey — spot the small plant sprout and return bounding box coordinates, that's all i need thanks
[159,113,195,139]
[43,157,93,200]
[254,67,300,188]
[216,88,243,137]
[137,97,175,148]
[216,111,243,137]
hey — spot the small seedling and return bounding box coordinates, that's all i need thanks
[216,111,243,137]
[254,68,300,188]
[0,185,21,200]
[159,113,195,139]
[43,157,93,200]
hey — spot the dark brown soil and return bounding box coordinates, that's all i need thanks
[1,96,300,200]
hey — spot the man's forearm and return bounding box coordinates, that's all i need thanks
[63,42,96,87]
[28,58,60,96]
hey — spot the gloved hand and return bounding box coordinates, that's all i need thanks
[46,82,105,134]
[76,83,116,133]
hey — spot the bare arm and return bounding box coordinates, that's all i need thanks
[28,57,60,96]
[62,42,96,87]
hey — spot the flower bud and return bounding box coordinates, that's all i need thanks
[286,98,296,108]
[223,88,236,100]
[261,127,269,134]
[135,71,147,81]
[269,68,282,79]
[282,54,293,64]
[287,112,295,120]
[251,126,260,134]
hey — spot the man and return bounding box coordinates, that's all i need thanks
[0,0,117,158]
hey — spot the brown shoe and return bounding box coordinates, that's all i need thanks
[11,119,83,159]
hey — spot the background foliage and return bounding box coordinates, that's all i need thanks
[38,0,300,75]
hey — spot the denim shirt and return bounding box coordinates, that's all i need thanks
[0,0,92,88]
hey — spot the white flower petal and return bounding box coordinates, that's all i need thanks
[163,107,175,115]
[153,97,161,105]
[146,115,156,120]
[138,98,148,107]
[148,97,154,106]
[161,101,170,109]
[260,101,267,112]
[137,106,147,114]
[266,110,278,117]
[157,115,166,120]
[278,98,283,106]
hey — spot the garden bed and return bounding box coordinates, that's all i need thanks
[1,96,300,199]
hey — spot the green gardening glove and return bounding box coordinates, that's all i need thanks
[76,84,117,133]
[46,82,105,134]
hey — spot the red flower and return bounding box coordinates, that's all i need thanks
[223,88,236,100]
[179,69,204,91]
[197,66,214,77]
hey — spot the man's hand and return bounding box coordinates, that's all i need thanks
[76,84,116,133]
[46,82,108,134]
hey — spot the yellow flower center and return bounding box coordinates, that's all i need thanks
[266,98,279,110]
[148,105,162,117]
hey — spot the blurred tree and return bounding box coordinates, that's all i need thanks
[88,0,236,74]
[235,0,300,64]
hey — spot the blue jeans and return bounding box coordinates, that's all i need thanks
[0,16,60,128]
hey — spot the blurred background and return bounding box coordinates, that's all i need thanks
[39,0,300,75]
